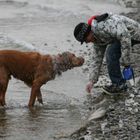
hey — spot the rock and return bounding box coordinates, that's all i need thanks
[88,107,106,121]
[66,39,71,42]
[79,135,92,140]
[101,120,108,134]
[94,76,111,88]
[44,43,47,46]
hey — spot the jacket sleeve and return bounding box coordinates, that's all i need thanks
[89,45,106,83]
[116,22,131,65]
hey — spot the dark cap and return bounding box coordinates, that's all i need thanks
[74,23,91,44]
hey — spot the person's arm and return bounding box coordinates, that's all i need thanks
[86,45,106,93]
[89,45,106,83]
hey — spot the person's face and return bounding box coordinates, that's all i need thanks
[85,31,95,43]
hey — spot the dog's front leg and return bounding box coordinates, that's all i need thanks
[28,84,39,107]
[28,76,48,107]
[37,90,43,105]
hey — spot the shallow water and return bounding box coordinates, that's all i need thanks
[0,0,130,140]
[0,79,87,140]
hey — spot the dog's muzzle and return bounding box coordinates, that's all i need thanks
[79,57,84,64]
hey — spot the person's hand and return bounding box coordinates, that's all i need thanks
[86,81,94,93]
[121,62,130,68]
[120,57,130,67]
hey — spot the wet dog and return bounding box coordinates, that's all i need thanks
[0,50,84,107]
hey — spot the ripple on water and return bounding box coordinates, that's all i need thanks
[0,89,86,140]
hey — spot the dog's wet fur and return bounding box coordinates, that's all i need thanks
[0,50,84,107]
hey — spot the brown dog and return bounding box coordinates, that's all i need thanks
[0,50,84,107]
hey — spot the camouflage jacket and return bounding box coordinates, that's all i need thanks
[89,13,140,83]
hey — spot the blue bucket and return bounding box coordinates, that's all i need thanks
[122,66,134,80]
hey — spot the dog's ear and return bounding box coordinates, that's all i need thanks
[61,52,69,56]
[61,52,69,62]
[61,52,74,69]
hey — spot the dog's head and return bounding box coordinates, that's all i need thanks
[53,52,84,75]
[61,52,84,68]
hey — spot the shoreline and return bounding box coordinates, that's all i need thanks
[71,1,140,140]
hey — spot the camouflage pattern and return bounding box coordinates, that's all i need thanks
[89,13,140,83]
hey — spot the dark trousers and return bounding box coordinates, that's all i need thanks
[106,40,125,85]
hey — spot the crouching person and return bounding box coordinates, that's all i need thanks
[73,13,140,94]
